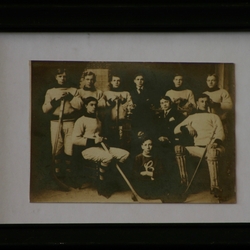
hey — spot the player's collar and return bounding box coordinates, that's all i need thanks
[171,85,186,91]
[196,109,208,113]
[83,86,96,91]
[205,86,220,92]
[110,87,122,92]
[84,112,96,118]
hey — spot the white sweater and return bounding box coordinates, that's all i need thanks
[165,89,196,108]
[42,87,78,116]
[174,112,225,146]
[103,90,133,121]
[72,115,102,146]
[203,89,233,110]
[70,88,106,110]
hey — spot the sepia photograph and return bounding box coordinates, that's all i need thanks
[1,2,250,246]
[30,61,236,204]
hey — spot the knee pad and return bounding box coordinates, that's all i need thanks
[206,147,221,161]
[206,147,220,190]
[175,145,188,185]
[175,145,187,156]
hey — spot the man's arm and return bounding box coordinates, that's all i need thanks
[70,89,84,110]
[97,91,106,108]
[220,89,233,111]
[72,118,103,147]
[42,90,57,113]
[174,116,192,135]
[103,91,117,107]
[213,114,225,142]
[132,155,143,179]
[119,91,131,105]
[72,118,89,146]
[187,90,196,108]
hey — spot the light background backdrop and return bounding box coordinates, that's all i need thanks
[0,32,248,223]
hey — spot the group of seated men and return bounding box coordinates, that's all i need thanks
[42,67,234,202]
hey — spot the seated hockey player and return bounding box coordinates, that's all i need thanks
[174,93,226,200]
[71,96,130,198]
[132,135,186,202]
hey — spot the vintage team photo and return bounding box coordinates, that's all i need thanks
[30,61,235,203]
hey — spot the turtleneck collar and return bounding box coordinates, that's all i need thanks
[83,86,96,91]
[205,86,220,92]
[84,111,96,118]
[54,84,69,89]
[110,87,122,92]
[171,85,186,91]
[195,109,208,113]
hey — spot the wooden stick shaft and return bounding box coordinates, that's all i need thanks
[51,99,71,191]
[184,126,217,194]
[101,142,162,203]
[100,142,140,201]
[52,99,65,160]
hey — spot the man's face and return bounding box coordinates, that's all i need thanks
[55,73,66,85]
[134,75,144,89]
[110,76,121,89]
[80,75,95,89]
[197,97,209,111]
[85,101,97,114]
[173,76,183,88]
[141,139,153,155]
[160,99,171,111]
[206,75,217,89]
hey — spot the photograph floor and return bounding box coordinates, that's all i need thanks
[30,165,236,204]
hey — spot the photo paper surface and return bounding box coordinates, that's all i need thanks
[30,61,235,204]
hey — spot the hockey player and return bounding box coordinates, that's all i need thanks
[103,72,133,147]
[42,68,79,175]
[174,93,226,199]
[165,73,196,116]
[203,73,233,122]
[72,96,130,198]
[71,70,105,110]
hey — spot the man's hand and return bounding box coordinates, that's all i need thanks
[174,97,186,105]
[54,91,69,101]
[94,135,104,144]
[67,88,77,96]
[210,142,218,149]
[186,124,197,137]
[108,96,119,104]
[137,131,145,139]
[119,95,126,103]
[158,136,170,142]
[112,95,119,102]
[209,98,221,109]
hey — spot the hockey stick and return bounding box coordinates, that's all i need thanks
[51,98,72,192]
[184,126,217,194]
[115,98,122,141]
[100,142,162,203]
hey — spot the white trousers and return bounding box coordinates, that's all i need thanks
[50,120,74,156]
[82,147,130,167]
[186,145,225,189]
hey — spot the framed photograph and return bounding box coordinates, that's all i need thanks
[30,60,236,205]
[1,2,250,247]
[2,32,245,222]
